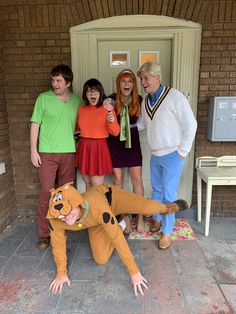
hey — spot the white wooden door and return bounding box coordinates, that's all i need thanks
[98,40,171,95]
[97,39,172,196]
[71,15,202,204]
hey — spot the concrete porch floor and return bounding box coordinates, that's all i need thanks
[0,217,235,314]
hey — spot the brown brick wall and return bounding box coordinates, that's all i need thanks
[193,0,236,216]
[0,0,236,232]
[0,10,17,231]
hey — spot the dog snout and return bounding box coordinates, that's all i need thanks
[54,203,63,211]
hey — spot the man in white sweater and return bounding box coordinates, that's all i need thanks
[137,62,197,250]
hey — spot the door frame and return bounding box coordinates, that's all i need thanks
[70,15,202,204]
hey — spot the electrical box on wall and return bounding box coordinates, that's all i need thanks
[207,96,236,141]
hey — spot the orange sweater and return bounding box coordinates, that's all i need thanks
[77,105,120,138]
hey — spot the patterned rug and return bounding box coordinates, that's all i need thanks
[128,217,197,240]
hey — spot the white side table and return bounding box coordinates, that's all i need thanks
[197,167,236,236]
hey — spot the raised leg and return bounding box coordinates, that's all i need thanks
[109,185,188,216]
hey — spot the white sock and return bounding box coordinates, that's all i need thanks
[119,219,127,231]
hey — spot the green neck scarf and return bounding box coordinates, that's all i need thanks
[119,96,132,148]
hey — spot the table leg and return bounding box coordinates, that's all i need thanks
[205,183,212,237]
[197,172,202,222]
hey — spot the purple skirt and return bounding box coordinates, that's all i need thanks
[108,126,142,168]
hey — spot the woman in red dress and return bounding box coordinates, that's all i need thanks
[75,78,120,190]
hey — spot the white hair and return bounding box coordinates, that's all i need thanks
[137,62,162,80]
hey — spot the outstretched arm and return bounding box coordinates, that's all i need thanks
[108,226,148,296]
[95,202,148,296]
[48,219,73,294]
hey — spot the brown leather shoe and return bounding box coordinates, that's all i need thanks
[150,220,162,233]
[158,234,172,250]
[37,237,50,250]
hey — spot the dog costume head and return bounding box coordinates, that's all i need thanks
[46,182,86,219]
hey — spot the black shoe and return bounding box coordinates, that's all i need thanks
[37,237,50,250]
[174,199,189,211]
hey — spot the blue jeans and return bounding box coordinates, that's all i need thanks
[150,151,184,234]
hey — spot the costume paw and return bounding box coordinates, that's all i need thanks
[174,199,189,211]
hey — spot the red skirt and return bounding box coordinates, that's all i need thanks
[76,137,113,176]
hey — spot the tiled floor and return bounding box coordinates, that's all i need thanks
[0,217,235,314]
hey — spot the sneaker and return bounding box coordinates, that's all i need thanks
[37,237,50,250]
[158,233,172,250]
[150,220,162,233]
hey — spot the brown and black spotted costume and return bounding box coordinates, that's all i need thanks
[47,182,187,278]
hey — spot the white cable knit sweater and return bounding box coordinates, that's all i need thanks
[137,87,197,158]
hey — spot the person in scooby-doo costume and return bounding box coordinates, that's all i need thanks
[47,182,189,296]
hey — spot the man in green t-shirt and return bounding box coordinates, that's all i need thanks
[30,64,82,249]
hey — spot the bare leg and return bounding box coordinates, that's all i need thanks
[81,173,92,191]
[112,168,131,233]
[90,175,104,186]
[129,166,145,232]
[112,168,124,188]
[82,174,105,191]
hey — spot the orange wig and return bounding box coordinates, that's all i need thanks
[115,69,140,117]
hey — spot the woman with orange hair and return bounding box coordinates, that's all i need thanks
[107,69,145,232]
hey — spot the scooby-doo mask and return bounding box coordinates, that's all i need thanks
[46,182,86,219]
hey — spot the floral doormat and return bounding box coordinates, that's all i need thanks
[128,217,197,240]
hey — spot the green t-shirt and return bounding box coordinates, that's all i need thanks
[31,90,82,153]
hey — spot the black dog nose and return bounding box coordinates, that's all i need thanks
[54,203,63,211]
